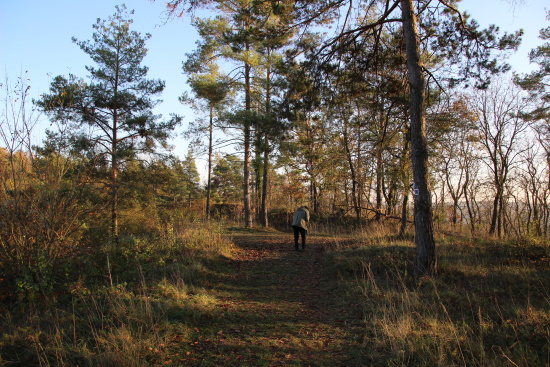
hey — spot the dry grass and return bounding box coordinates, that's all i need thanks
[1,218,548,366]
[0,215,235,366]
[326,228,550,366]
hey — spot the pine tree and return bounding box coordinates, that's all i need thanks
[516,11,550,184]
[38,5,180,245]
[182,65,232,218]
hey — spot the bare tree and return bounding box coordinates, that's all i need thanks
[518,145,549,236]
[1,74,91,295]
[470,77,529,237]
[0,73,38,166]
[435,97,478,229]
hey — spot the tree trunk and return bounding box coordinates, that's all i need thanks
[310,180,318,213]
[463,177,475,235]
[399,125,411,238]
[376,148,383,221]
[451,197,459,226]
[206,106,213,220]
[343,122,360,221]
[260,50,272,228]
[260,132,269,227]
[401,0,436,277]
[355,106,363,215]
[489,188,500,235]
[243,45,252,228]
[399,192,409,239]
[498,192,504,237]
[111,115,119,246]
[253,133,262,219]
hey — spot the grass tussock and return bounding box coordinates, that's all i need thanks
[327,230,550,366]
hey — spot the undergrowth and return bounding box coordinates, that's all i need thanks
[0,217,235,366]
[326,228,550,366]
[1,217,549,366]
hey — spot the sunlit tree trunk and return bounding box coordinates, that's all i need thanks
[243,42,253,228]
[260,47,272,227]
[401,0,436,276]
[206,105,213,220]
[260,132,269,227]
[111,91,119,246]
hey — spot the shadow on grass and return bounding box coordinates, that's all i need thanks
[323,236,550,366]
[164,233,368,366]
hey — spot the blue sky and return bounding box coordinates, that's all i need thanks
[1,0,198,158]
[1,0,548,165]
[460,0,548,73]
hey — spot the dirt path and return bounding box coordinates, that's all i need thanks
[176,230,365,366]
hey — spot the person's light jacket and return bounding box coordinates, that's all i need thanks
[292,206,310,231]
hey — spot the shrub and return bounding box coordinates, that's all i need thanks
[0,184,92,299]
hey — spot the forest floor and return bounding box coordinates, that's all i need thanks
[168,229,368,366]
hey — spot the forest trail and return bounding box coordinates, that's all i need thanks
[174,230,366,366]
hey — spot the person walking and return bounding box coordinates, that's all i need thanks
[292,206,310,251]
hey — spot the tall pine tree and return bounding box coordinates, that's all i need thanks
[38,5,179,245]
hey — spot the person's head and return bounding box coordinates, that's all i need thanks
[300,205,309,210]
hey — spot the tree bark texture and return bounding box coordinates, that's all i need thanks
[206,106,213,220]
[401,0,436,276]
[243,50,252,228]
[399,126,411,239]
[111,110,119,246]
[260,52,272,228]
[260,132,269,227]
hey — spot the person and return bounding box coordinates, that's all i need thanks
[291,205,310,251]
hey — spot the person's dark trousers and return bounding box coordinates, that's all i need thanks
[292,225,307,251]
